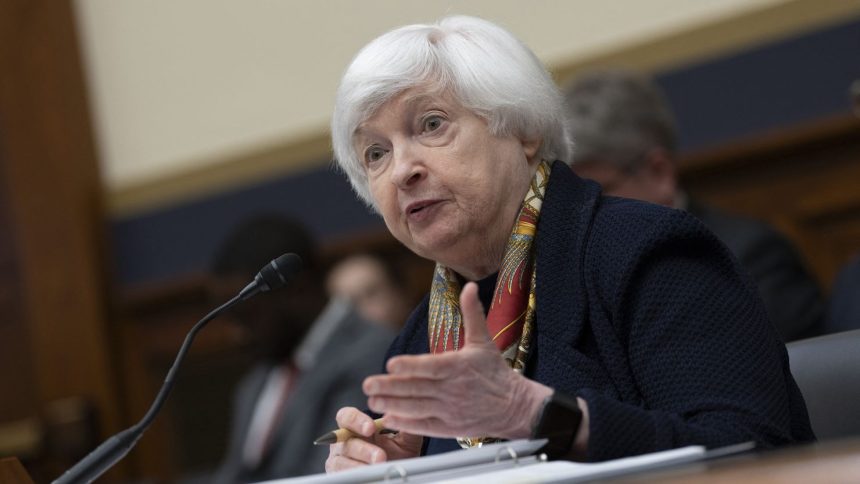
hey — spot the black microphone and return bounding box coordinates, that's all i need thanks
[53,253,303,484]
[238,253,303,300]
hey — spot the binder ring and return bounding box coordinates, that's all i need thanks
[495,445,519,464]
[383,464,408,482]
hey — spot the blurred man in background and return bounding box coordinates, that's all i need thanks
[326,253,412,331]
[562,69,825,342]
[826,255,860,333]
[210,215,395,482]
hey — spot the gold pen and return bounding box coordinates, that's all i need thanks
[313,418,398,445]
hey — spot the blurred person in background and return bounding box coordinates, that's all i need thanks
[562,69,826,342]
[826,254,860,333]
[825,82,860,334]
[326,253,413,331]
[210,215,395,482]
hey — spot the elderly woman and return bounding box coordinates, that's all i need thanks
[326,16,813,470]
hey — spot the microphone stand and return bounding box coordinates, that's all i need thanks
[53,295,241,484]
[53,253,301,483]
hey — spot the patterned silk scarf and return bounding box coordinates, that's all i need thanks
[427,161,550,446]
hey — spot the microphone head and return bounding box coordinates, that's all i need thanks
[257,253,303,292]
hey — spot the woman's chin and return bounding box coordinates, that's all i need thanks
[408,236,461,266]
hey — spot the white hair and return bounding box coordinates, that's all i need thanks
[331,15,572,207]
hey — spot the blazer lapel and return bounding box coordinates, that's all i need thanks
[534,162,602,355]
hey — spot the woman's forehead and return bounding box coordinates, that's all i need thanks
[355,88,459,135]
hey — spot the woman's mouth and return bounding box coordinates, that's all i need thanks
[405,200,442,222]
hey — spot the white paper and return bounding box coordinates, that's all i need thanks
[257,439,548,484]
[433,445,706,483]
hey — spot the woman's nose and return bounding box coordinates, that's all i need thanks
[390,143,426,189]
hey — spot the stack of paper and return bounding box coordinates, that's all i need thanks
[258,439,713,484]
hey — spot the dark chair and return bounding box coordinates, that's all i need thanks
[786,329,860,440]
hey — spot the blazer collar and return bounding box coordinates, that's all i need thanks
[534,161,603,345]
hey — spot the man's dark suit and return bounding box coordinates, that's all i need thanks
[688,200,825,341]
[213,305,394,483]
[827,255,860,333]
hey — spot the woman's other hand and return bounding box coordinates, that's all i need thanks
[324,407,423,473]
[364,282,553,440]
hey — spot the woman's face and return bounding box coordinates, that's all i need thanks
[354,89,541,280]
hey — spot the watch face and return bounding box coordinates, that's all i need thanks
[533,393,582,459]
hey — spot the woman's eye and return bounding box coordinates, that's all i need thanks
[423,115,444,133]
[364,146,387,165]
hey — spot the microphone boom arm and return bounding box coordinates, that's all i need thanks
[53,294,242,484]
[53,253,302,483]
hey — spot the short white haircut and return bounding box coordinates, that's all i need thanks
[331,15,572,207]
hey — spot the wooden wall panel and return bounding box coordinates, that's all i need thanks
[0,187,37,423]
[681,115,860,291]
[0,0,124,480]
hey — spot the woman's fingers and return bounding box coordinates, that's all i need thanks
[459,282,492,347]
[384,352,458,378]
[342,436,387,464]
[368,394,442,418]
[382,415,452,438]
[326,408,391,473]
[364,375,440,397]
[326,453,377,473]
[336,406,377,436]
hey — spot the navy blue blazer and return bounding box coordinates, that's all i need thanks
[687,199,825,341]
[385,161,814,461]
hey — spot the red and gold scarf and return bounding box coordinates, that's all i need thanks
[427,160,550,445]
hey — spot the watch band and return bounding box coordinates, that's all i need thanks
[531,391,582,459]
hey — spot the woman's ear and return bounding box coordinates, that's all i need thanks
[643,147,678,206]
[522,138,542,165]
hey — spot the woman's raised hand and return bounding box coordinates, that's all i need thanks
[363,282,552,441]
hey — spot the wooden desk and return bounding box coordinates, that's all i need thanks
[614,439,860,483]
[0,458,34,484]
